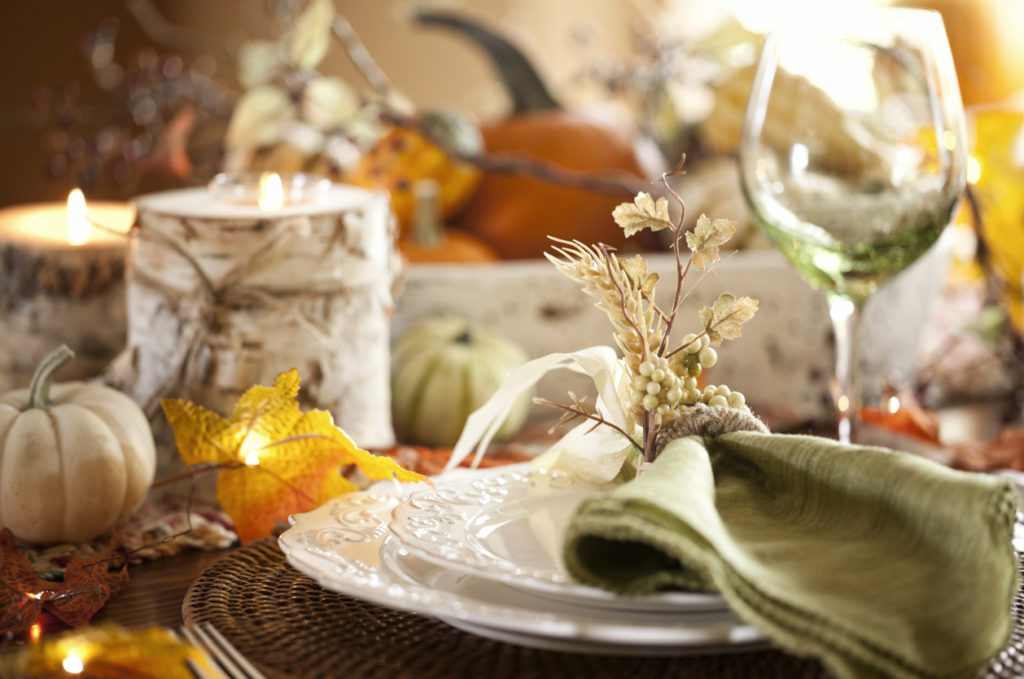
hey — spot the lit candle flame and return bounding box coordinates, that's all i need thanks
[29,623,42,643]
[258,172,284,210]
[66,189,90,246]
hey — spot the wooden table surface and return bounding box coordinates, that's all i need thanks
[92,547,238,630]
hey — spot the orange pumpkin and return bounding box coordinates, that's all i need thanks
[416,11,659,260]
[344,123,481,234]
[460,110,650,259]
[399,229,499,263]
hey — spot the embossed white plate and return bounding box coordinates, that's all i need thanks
[387,467,727,613]
[279,485,766,655]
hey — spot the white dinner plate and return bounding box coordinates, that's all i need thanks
[440,618,766,657]
[280,483,766,656]
[387,466,727,613]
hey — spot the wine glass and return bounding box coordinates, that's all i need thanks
[740,8,967,443]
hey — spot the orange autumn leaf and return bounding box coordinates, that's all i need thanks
[162,369,426,543]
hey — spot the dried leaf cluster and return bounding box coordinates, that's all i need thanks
[224,0,408,173]
[546,164,758,461]
[0,529,128,634]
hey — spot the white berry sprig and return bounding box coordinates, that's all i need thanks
[545,158,758,462]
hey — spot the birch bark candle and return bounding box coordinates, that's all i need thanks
[119,173,398,474]
[0,191,133,390]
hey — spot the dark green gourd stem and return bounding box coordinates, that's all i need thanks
[414,10,562,115]
[22,345,74,411]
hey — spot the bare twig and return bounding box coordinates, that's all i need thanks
[533,397,643,452]
[332,15,394,96]
[149,461,231,490]
[657,156,694,354]
[666,329,709,359]
[382,112,646,196]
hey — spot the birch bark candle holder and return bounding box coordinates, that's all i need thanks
[118,173,399,474]
[0,191,133,390]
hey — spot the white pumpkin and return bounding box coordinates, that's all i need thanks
[0,346,156,544]
[392,318,532,447]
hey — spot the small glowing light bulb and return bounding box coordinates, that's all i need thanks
[887,396,900,414]
[942,130,957,152]
[967,155,981,184]
[62,652,84,674]
[244,450,260,467]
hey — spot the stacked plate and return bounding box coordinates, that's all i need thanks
[279,464,766,655]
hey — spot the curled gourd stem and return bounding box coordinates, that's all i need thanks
[22,345,74,412]
[414,9,561,115]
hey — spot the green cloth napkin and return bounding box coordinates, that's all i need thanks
[562,432,1019,679]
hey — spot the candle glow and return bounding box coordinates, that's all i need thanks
[66,189,90,246]
[258,172,285,210]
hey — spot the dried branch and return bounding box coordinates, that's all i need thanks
[382,112,646,196]
[657,157,694,354]
[332,15,393,96]
[533,396,643,452]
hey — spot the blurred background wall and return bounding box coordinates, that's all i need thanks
[0,0,677,206]
[2,0,1023,208]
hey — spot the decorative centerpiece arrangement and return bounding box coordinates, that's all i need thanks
[449,162,757,476]
[420,155,1016,679]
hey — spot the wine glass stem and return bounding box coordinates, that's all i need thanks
[828,295,863,444]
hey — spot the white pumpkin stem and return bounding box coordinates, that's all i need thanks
[22,345,74,412]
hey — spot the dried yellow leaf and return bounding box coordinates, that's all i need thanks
[286,0,335,70]
[685,214,736,270]
[612,192,673,237]
[699,293,758,346]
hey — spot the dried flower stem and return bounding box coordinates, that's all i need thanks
[642,411,655,463]
[657,161,695,355]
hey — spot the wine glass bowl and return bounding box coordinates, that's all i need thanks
[740,8,967,441]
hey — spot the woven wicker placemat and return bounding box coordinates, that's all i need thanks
[183,539,1024,679]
